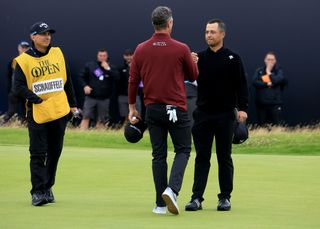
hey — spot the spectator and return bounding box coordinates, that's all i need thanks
[252,52,287,126]
[117,49,141,125]
[1,41,30,125]
[79,49,119,130]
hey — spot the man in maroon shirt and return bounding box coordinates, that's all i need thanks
[128,6,198,215]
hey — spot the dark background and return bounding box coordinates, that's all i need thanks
[1,0,319,125]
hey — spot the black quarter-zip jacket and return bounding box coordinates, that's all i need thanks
[196,47,249,113]
[78,61,119,99]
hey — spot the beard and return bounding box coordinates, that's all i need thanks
[208,43,217,48]
[206,39,216,47]
[207,39,223,49]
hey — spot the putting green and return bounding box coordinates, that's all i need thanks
[0,145,319,228]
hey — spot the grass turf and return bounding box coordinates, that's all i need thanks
[0,145,319,228]
[0,126,320,155]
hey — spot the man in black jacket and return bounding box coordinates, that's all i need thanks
[252,52,287,126]
[79,49,118,130]
[116,49,140,125]
[185,19,249,212]
[14,21,77,206]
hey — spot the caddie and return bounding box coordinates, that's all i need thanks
[14,21,77,206]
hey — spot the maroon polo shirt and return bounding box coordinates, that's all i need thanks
[128,32,198,111]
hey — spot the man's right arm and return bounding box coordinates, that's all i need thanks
[183,46,198,82]
[78,64,93,95]
[78,64,89,88]
[13,63,42,104]
[128,52,141,105]
[128,49,141,123]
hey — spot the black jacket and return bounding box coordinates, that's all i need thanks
[14,45,77,108]
[117,62,130,96]
[196,47,249,113]
[6,58,14,94]
[78,61,119,99]
[252,65,287,105]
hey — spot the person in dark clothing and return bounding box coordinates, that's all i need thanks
[13,22,77,206]
[1,41,30,124]
[185,19,249,212]
[79,49,119,130]
[185,80,198,126]
[128,6,198,215]
[252,52,287,126]
[117,49,141,124]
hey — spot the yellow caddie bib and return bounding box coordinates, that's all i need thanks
[15,47,70,124]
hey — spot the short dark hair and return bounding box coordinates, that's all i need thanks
[151,6,172,30]
[98,48,108,53]
[266,51,276,57]
[124,49,133,55]
[207,19,226,32]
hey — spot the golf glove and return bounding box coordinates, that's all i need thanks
[166,105,178,123]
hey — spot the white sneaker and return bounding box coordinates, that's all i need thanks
[161,187,179,215]
[152,206,167,214]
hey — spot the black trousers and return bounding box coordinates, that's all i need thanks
[256,104,282,126]
[27,111,68,194]
[191,109,235,201]
[145,104,191,207]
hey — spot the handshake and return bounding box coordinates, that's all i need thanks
[191,52,198,64]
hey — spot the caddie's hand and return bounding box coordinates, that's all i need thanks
[101,61,110,70]
[84,85,92,95]
[70,107,78,113]
[70,107,81,118]
[237,111,248,123]
[191,52,199,64]
[128,104,140,124]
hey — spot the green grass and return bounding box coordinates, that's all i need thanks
[0,146,319,228]
[0,127,320,155]
[0,127,320,228]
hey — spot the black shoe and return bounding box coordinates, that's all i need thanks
[32,192,48,206]
[185,198,202,211]
[46,189,55,203]
[217,198,231,211]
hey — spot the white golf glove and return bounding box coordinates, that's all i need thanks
[167,108,178,123]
